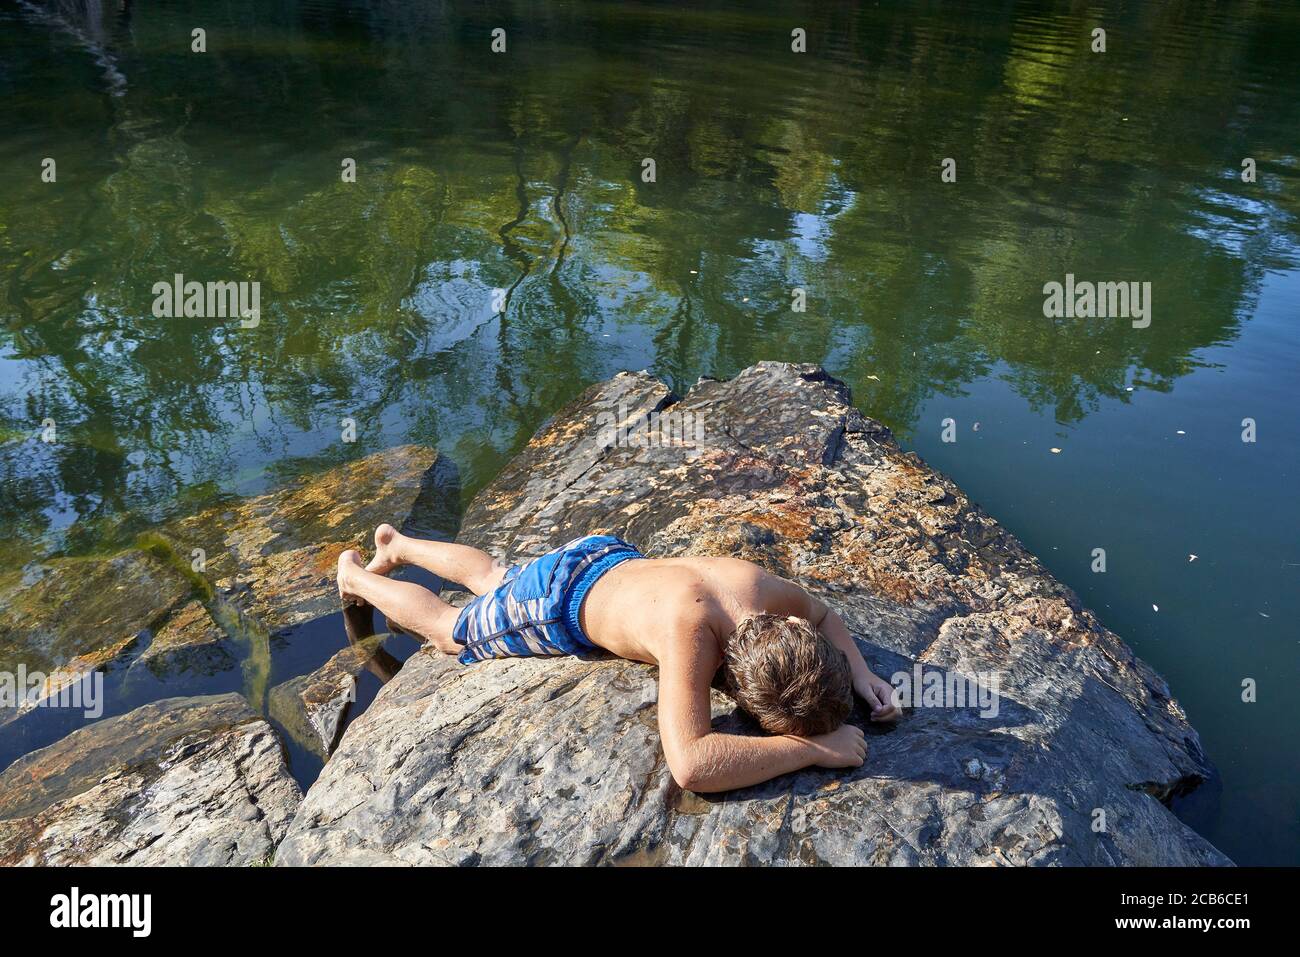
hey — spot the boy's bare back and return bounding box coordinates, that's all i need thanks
[579,555,809,669]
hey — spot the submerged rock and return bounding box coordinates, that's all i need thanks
[279,362,1229,866]
[0,694,301,866]
[160,444,439,634]
[0,448,446,864]
[1,447,441,721]
[0,550,190,676]
[0,551,191,735]
[268,637,392,760]
[129,600,237,680]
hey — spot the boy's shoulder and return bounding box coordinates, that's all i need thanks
[675,553,769,579]
[680,554,801,592]
[666,555,811,625]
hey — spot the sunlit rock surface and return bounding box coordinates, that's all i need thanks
[0,694,300,866]
[278,363,1229,866]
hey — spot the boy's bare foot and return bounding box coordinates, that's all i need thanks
[337,549,368,606]
[365,523,403,575]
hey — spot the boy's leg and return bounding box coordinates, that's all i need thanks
[337,550,461,654]
[365,523,508,595]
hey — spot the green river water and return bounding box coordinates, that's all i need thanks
[0,0,1297,863]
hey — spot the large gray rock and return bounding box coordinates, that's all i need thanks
[278,362,1228,866]
[0,694,301,865]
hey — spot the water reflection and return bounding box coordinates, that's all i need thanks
[342,604,403,684]
[3,0,1297,571]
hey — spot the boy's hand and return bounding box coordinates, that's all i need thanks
[854,671,902,723]
[806,724,867,769]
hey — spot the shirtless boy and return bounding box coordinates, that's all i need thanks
[336,528,901,792]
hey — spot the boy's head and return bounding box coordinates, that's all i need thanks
[722,613,853,736]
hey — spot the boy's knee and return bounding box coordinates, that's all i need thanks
[432,603,463,655]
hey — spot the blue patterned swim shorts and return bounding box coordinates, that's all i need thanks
[451,535,642,664]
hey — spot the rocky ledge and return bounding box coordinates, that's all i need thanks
[0,694,300,866]
[277,363,1229,866]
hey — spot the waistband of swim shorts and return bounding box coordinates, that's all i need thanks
[562,544,642,646]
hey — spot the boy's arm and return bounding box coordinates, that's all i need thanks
[657,625,866,793]
[804,592,902,723]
